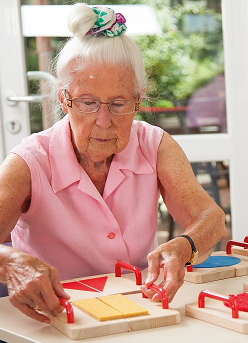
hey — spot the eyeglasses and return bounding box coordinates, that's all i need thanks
[64,90,140,115]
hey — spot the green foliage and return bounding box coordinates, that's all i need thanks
[134,1,224,106]
[135,32,196,102]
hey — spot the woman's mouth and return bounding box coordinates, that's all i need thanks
[93,138,113,143]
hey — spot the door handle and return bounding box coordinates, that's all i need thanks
[5,91,43,106]
[7,94,44,103]
[5,71,57,107]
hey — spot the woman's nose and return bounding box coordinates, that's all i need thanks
[95,103,112,128]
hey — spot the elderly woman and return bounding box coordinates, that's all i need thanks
[0,3,226,324]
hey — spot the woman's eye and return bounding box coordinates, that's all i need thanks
[81,99,97,106]
[112,101,125,107]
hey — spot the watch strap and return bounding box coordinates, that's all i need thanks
[179,234,198,265]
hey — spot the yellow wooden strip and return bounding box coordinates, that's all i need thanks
[99,294,148,317]
[72,298,124,321]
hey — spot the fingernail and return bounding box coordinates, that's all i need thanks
[145,275,153,285]
[152,293,160,302]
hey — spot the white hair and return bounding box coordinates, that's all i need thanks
[55,3,146,91]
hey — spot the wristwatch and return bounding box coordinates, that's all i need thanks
[179,234,198,265]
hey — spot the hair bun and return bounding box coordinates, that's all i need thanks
[67,3,97,38]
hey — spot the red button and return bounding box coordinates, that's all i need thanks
[107,232,115,239]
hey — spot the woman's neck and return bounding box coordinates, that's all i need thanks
[72,140,113,195]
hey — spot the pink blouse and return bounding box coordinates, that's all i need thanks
[10,116,164,280]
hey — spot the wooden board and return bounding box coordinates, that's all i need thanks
[50,292,180,340]
[232,246,248,257]
[184,251,248,284]
[212,251,248,277]
[243,283,248,292]
[49,271,179,339]
[185,299,248,334]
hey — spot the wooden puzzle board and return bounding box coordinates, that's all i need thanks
[50,271,179,339]
[185,299,248,334]
[184,251,248,284]
[50,290,180,339]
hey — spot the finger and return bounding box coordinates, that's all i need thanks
[166,275,184,302]
[9,297,51,324]
[32,291,57,314]
[145,251,160,286]
[40,269,72,314]
[152,278,184,303]
[140,284,157,299]
[154,263,185,302]
[39,277,64,314]
[35,267,69,313]
[7,288,37,309]
[49,267,70,300]
[10,288,54,315]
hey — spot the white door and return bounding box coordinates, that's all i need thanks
[0,0,31,160]
[0,0,247,241]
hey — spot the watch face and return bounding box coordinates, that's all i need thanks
[192,251,199,264]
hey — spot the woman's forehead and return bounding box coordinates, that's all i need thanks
[73,61,134,81]
[68,61,137,96]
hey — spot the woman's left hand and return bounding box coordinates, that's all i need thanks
[141,239,188,302]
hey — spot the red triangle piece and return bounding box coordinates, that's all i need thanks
[78,276,108,292]
[62,281,99,292]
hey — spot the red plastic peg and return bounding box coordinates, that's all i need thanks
[115,261,142,285]
[198,290,239,318]
[226,240,248,254]
[187,265,193,272]
[142,283,169,309]
[59,298,74,323]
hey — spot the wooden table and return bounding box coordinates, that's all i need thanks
[1,271,248,343]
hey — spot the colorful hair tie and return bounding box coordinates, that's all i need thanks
[87,6,127,38]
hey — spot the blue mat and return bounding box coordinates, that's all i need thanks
[193,255,241,268]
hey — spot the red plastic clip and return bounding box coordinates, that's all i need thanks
[244,236,248,248]
[226,240,248,254]
[198,290,239,318]
[115,261,142,285]
[59,298,74,323]
[186,265,193,272]
[142,283,168,309]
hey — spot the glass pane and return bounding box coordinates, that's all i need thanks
[136,0,226,135]
[158,160,231,250]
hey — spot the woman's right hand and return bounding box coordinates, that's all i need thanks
[3,248,70,323]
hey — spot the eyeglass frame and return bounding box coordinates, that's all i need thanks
[64,90,140,115]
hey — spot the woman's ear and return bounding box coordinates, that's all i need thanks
[57,82,68,113]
